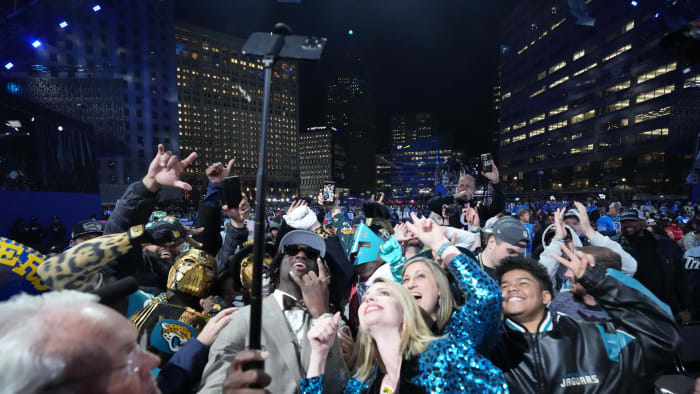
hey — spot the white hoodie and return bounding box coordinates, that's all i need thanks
[539,224,637,291]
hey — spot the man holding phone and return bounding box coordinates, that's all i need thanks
[196,159,251,276]
[428,154,505,227]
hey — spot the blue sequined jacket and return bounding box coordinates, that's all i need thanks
[299,253,509,393]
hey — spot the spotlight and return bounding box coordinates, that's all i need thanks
[59,20,69,29]
[57,125,63,131]
[31,40,42,48]
[4,62,13,70]
[92,4,101,12]
[348,29,354,35]
[654,12,660,18]
[630,0,638,6]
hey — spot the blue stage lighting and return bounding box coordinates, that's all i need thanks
[4,62,13,70]
[92,4,101,12]
[31,40,42,48]
[348,29,354,35]
[654,12,660,18]
[630,0,638,6]
[59,20,69,28]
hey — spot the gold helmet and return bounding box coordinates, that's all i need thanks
[167,248,216,298]
[232,241,277,293]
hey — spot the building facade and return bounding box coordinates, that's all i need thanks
[299,126,347,197]
[498,0,699,197]
[175,22,300,201]
[0,0,179,203]
[390,113,439,146]
[390,136,455,200]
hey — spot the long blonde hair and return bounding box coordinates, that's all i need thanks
[401,257,456,331]
[350,279,437,381]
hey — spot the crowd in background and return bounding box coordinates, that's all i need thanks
[1,145,699,394]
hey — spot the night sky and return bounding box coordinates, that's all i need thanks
[174,0,518,156]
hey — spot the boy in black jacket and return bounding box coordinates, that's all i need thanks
[492,246,680,393]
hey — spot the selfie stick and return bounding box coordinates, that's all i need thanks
[242,24,326,367]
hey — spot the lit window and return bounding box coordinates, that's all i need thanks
[684,74,700,88]
[502,91,512,99]
[603,44,632,62]
[571,109,595,124]
[549,60,567,74]
[624,20,635,32]
[637,62,677,84]
[549,105,568,116]
[513,121,527,130]
[604,80,631,93]
[517,45,529,55]
[529,127,545,137]
[636,84,675,103]
[548,120,568,131]
[572,49,585,61]
[530,86,546,98]
[634,106,671,124]
[512,134,527,143]
[549,75,569,89]
[529,113,546,124]
[573,62,598,77]
[537,71,547,80]
[570,144,594,155]
[604,99,629,113]
[551,18,566,30]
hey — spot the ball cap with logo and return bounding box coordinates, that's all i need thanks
[278,230,326,258]
[71,220,105,240]
[483,216,530,248]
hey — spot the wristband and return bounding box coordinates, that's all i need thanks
[437,241,452,258]
[470,226,481,233]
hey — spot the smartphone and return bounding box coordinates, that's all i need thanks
[322,181,336,204]
[223,176,243,208]
[481,153,493,173]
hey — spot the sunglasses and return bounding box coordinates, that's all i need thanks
[283,244,320,260]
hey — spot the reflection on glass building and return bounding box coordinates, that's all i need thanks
[498,0,700,198]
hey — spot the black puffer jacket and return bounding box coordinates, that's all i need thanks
[492,265,680,394]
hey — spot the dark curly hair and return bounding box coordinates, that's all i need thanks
[495,256,553,295]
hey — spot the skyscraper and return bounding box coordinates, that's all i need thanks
[299,126,346,197]
[498,0,699,197]
[325,31,376,195]
[0,0,179,203]
[390,113,438,146]
[175,23,299,200]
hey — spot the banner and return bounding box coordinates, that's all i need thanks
[0,237,49,301]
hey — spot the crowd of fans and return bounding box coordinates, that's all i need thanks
[0,145,699,394]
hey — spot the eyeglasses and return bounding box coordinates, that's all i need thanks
[283,244,320,260]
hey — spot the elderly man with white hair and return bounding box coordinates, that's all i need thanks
[0,291,161,394]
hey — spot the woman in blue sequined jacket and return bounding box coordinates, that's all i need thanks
[298,216,508,393]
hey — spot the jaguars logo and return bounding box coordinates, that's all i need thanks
[150,320,194,353]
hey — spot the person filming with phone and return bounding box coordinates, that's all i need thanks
[428,153,505,228]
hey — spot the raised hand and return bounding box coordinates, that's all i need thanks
[464,203,480,228]
[197,307,238,346]
[550,242,595,280]
[289,257,330,318]
[205,159,236,185]
[405,212,448,252]
[572,201,595,238]
[308,312,341,356]
[481,159,500,183]
[393,222,415,243]
[145,144,197,192]
[369,192,385,204]
[287,199,308,216]
[553,207,567,240]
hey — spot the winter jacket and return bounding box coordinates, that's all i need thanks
[492,265,680,394]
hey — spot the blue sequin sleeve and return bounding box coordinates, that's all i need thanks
[299,375,368,394]
[415,338,509,393]
[444,253,504,354]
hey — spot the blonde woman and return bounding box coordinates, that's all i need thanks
[300,279,508,393]
[400,211,504,354]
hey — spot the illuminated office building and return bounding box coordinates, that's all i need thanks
[498,0,700,197]
[299,126,346,197]
[175,23,299,200]
[390,113,438,146]
[0,0,179,203]
[391,136,455,200]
